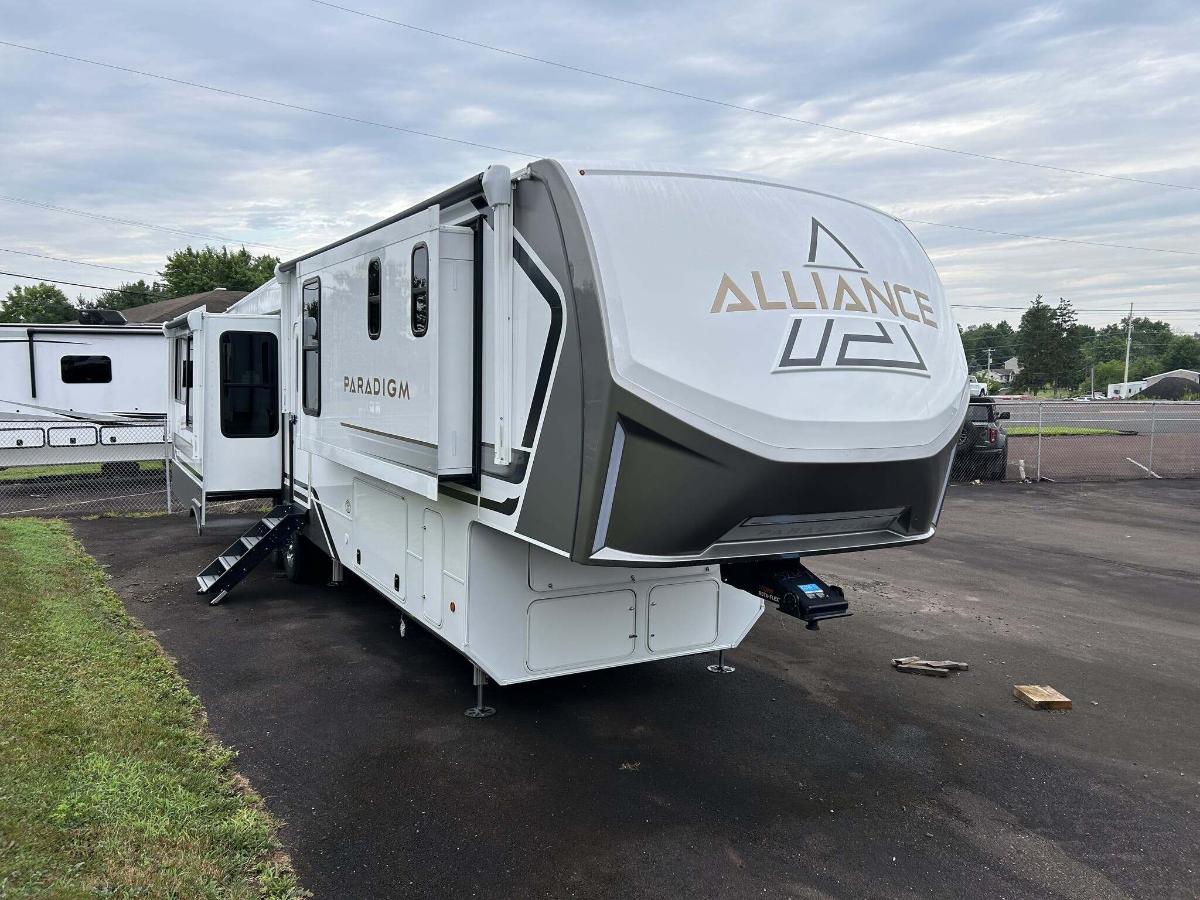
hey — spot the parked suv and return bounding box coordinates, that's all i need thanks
[951,398,1009,481]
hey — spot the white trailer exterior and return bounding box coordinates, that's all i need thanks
[172,161,969,695]
[0,323,166,467]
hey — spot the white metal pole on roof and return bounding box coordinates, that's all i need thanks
[483,165,514,466]
[1122,303,1133,397]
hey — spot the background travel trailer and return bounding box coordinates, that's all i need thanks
[168,160,968,701]
[0,321,166,468]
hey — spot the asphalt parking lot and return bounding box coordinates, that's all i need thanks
[74,480,1200,899]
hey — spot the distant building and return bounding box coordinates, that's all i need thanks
[982,367,1017,385]
[1004,356,1021,374]
[1144,368,1199,387]
[1108,380,1148,399]
[121,288,248,324]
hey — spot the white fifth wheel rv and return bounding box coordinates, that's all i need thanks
[0,318,167,468]
[168,161,969,714]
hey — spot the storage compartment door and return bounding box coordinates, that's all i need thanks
[526,590,637,673]
[647,580,720,653]
[48,425,97,447]
[0,427,45,449]
[352,480,407,599]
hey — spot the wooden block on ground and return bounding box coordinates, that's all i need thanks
[1014,684,1072,709]
[894,663,950,677]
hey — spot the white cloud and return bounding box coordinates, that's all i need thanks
[0,0,1197,332]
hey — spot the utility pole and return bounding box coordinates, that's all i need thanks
[1122,303,1133,398]
[985,348,994,375]
[1090,365,1095,398]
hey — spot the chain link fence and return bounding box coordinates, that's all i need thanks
[2,402,1197,518]
[951,400,1200,483]
[0,419,171,518]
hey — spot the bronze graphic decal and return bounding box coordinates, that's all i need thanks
[709,218,936,377]
[709,217,938,330]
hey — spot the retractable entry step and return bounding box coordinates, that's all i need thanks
[196,503,306,605]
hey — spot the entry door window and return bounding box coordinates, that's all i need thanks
[302,278,321,415]
[219,332,279,438]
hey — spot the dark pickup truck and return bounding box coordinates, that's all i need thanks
[951,398,1009,481]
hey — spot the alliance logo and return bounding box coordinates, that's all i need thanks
[710,217,934,377]
[709,218,938,330]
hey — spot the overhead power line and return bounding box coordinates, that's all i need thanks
[307,0,1200,193]
[6,268,1195,314]
[0,246,157,277]
[0,194,294,253]
[951,303,1200,313]
[0,39,536,160]
[3,40,1197,262]
[909,220,1200,257]
[0,270,159,296]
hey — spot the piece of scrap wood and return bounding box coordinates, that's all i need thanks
[1014,684,1072,709]
[891,656,969,676]
[893,661,950,677]
[895,664,949,677]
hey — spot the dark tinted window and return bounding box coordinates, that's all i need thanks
[367,258,382,340]
[60,355,112,384]
[185,336,193,429]
[303,278,321,415]
[411,244,429,337]
[968,403,994,422]
[220,331,278,438]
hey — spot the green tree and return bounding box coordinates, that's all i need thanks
[0,282,78,323]
[80,279,169,312]
[1085,359,1127,394]
[1052,298,1086,388]
[1013,296,1059,391]
[160,246,279,297]
[1085,317,1174,366]
[1159,334,1200,372]
[1011,296,1092,392]
[959,320,1018,372]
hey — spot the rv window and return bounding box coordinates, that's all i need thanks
[60,355,112,384]
[367,258,382,340]
[411,244,429,337]
[220,331,279,439]
[302,278,321,415]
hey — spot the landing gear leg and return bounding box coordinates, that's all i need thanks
[465,665,496,718]
[327,557,344,588]
[707,649,735,673]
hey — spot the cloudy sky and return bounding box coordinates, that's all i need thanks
[2,0,1198,361]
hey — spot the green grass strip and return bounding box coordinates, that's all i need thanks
[0,518,306,899]
[1005,426,1122,437]
[0,461,164,483]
